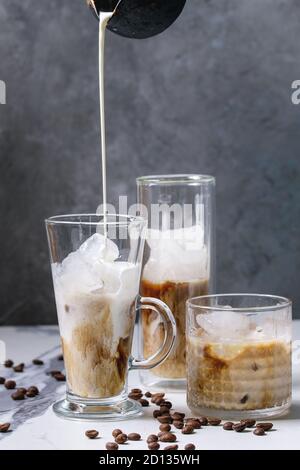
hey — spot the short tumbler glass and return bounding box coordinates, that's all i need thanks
[46,214,176,420]
[186,294,292,420]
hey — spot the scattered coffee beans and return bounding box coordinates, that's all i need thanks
[173,420,184,429]
[223,422,234,431]
[17,388,27,395]
[106,442,119,450]
[32,359,44,366]
[182,425,194,435]
[85,430,99,439]
[232,423,247,433]
[164,445,178,451]
[27,386,39,395]
[186,419,201,429]
[0,423,10,433]
[159,424,171,432]
[4,360,13,368]
[131,388,142,394]
[145,391,152,398]
[11,390,25,400]
[115,433,128,444]
[4,380,16,390]
[112,429,122,438]
[128,433,141,441]
[199,416,208,426]
[53,372,66,382]
[148,442,160,450]
[208,417,221,426]
[139,399,149,407]
[185,443,196,450]
[13,363,25,373]
[147,434,158,444]
[161,401,172,409]
[159,432,176,443]
[256,423,273,431]
[128,392,143,400]
[253,427,266,436]
[157,415,173,424]
[240,419,256,428]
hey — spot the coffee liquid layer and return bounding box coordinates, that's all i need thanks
[141,279,209,378]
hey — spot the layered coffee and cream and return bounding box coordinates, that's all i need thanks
[141,226,210,379]
[187,311,292,413]
[52,233,139,399]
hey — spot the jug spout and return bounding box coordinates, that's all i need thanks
[87,0,187,39]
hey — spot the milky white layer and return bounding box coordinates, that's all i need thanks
[143,226,208,283]
[52,234,139,344]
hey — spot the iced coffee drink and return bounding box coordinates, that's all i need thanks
[187,295,292,419]
[52,233,139,399]
[141,226,210,380]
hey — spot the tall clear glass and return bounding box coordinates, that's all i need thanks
[137,175,216,391]
[46,214,176,420]
[187,294,292,420]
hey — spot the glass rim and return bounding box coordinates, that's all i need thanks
[45,213,146,227]
[187,293,292,312]
[136,174,215,186]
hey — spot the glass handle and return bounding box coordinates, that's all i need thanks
[129,296,176,371]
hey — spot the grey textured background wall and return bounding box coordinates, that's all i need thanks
[0,0,299,324]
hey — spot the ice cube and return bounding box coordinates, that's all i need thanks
[79,233,119,262]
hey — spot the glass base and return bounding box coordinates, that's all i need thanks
[188,401,291,421]
[53,397,143,421]
[140,371,186,393]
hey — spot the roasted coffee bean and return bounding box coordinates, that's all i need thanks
[159,432,176,443]
[26,390,37,398]
[0,377,5,385]
[131,388,142,394]
[32,359,44,366]
[233,423,246,433]
[17,388,27,395]
[253,427,266,436]
[199,416,208,426]
[159,424,171,432]
[164,445,178,451]
[148,442,160,450]
[223,422,234,431]
[139,399,149,407]
[85,430,99,439]
[13,363,25,373]
[145,391,152,398]
[128,433,141,441]
[27,386,39,395]
[4,380,16,390]
[173,420,184,429]
[147,434,158,444]
[240,419,256,428]
[154,397,165,406]
[4,360,13,368]
[115,433,128,444]
[182,425,194,435]
[128,392,143,400]
[185,443,196,450]
[0,423,10,433]
[58,354,64,361]
[49,370,61,376]
[186,419,201,429]
[256,422,273,431]
[112,429,123,438]
[172,412,185,420]
[208,417,221,426]
[53,372,66,382]
[160,406,171,415]
[161,401,172,409]
[153,410,162,419]
[11,390,25,401]
[106,442,119,450]
[157,415,173,424]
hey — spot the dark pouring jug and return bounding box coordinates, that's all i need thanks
[87,0,187,39]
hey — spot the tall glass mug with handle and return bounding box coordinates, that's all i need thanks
[46,214,176,420]
[137,175,216,391]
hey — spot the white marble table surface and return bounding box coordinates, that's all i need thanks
[0,324,300,451]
